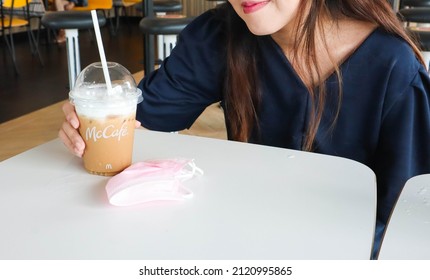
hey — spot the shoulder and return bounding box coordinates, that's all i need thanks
[362,29,424,93]
[367,30,430,114]
[366,29,421,77]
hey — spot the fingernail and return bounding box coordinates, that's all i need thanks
[70,118,79,129]
[74,147,83,158]
[75,141,84,151]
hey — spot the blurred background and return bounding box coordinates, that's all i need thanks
[0,0,218,123]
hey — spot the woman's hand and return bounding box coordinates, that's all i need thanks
[58,101,142,157]
[58,101,85,157]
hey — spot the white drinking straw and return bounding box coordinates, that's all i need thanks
[91,10,113,94]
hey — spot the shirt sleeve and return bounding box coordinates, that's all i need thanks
[372,64,430,227]
[136,10,226,132]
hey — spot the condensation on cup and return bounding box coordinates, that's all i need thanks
[69,62,143,176]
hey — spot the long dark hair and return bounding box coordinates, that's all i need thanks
[221,0,423,151]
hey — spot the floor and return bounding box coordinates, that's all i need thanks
[0,17,144,123]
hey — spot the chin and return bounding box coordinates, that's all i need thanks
[244,19,282,36]
[247,26,276,36]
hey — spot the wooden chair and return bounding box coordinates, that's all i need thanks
[1,0,44,75]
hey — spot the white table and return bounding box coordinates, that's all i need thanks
[0,130,376,259]
[378,174,430,259]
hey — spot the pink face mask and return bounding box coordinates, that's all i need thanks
[105,158,203,206]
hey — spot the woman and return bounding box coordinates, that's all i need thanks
[60,1,430,258]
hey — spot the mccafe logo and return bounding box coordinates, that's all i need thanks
[85,123,129,142]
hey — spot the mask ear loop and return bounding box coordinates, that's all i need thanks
[176,160,204,181]
[174,160,203,199]
[177,180,194,199]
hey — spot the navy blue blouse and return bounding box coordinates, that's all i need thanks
[137,8,430,247]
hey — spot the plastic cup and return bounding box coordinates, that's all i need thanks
[69,62,143,176]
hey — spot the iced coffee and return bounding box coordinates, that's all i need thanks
[69,62,142,176]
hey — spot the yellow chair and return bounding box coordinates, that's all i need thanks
[72,0,113,11]
[1,0,44,74]
[73,0,114,33]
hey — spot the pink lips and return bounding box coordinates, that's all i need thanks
[241,1,270,14]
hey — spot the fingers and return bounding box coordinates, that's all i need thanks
[59,101,85,157]
[63,102,80,129]
[135,120,141,128]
